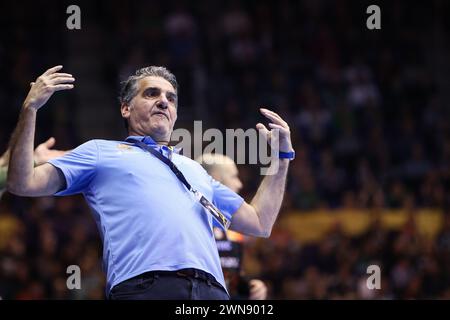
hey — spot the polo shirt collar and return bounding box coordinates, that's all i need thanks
[126,135,182,154]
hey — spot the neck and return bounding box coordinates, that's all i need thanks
[155,140,169,146]
[128,131,170,146]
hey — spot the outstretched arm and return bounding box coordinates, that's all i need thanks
[230,108,293,237]
[7,66,74,197]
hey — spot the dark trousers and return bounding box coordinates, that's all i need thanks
[109,268,230,300]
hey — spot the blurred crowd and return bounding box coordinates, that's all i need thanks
[244,207,450,299]
[1,0,450,299]
[0,196,104,299]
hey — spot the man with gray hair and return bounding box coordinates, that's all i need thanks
[7,65,295,300]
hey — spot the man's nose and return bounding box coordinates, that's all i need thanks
[156,99,168,110]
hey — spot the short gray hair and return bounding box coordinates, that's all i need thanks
[119,66,178,105]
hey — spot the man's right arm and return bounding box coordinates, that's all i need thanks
[7,65,74,197]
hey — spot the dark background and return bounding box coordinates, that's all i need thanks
[0,0,449,299]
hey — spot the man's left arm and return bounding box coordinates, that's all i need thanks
[230,108,293,238]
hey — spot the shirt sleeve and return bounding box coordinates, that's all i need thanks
[211,177,245,223]
[47,140,98,196]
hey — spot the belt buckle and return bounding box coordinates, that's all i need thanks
[193,269,200,279]
[176,270,187,277]
[176,269,194,278]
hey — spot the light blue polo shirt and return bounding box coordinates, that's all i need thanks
[47,136,244,295]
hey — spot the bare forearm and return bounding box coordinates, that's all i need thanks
[7,106,37,194]
[230,108,293,238]
[6,66,74,196]
[250,159,289,236]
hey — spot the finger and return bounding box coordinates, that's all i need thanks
[256,123,270,141]
[43,137,56,148]
[260,109,288,128]
[49,77,75,85]
[49,72,73,79]
[268,122,289,133]
[43,65,63,76]
[261,111,287,126]
[30,82,35,87]
[49,75,75,81]
[51,84,74,91]
[260,107,283,119]
[260,107,288,124]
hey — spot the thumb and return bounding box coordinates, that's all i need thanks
[256,123,270,141]
[44,137,56,148]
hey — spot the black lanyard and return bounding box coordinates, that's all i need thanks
[126,138,231,230]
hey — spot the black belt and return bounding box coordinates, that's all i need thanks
[139,268,222,287]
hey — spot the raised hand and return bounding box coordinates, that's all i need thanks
[23,65,75,110]
[256,108,293,153]
[33,137,68,166]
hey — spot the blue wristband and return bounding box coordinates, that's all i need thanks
[279,151,295,160]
